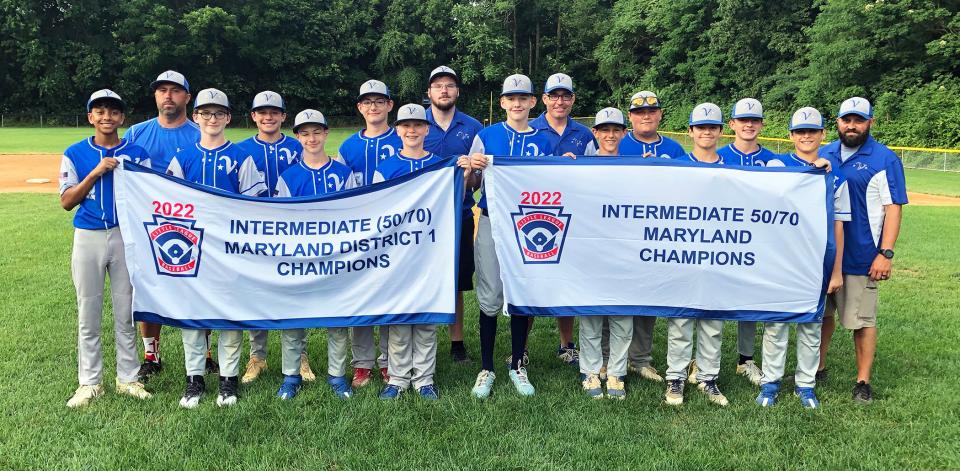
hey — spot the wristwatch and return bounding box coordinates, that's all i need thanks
[878,248,895,259]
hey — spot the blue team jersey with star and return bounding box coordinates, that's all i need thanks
[276,159,357,197]
[819,136,908,275]
[165,142,265,196]
[530,113,597,155]
[123,118,200,172]
[372,152,444,183]
[470,122,556,210]
[718,143,777,166]
[237,134,303,197]
[336,128,403,186]
[618,133,686,159]
[59,137,152,230]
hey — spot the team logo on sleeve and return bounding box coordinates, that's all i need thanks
[511,205,571,264]
[144,215,204,277]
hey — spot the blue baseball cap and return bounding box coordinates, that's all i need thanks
[293,109,328,132]
[689,103,723,126]
[501,74,534,96]
[86,89,125,112]
[150,70,190,93]
[544,73,574,94]
[838,97,872,119]
[789,107,825,131]
[251,91,285,112]
[194,88,231,110]
[730,98,763,119]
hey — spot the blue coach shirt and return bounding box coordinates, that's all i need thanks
[618,133,686,159]
[237,134,303,197]
[530,112,597,155]
[166,142,265,196]
[124,118,200,172]
[819,136,908,275]
[276,159,357,197]
[336,128,403,186]
[718,143,777,166]
[372,152,444,183]
[425,107,483,216]
[59,138,151,230]
[469,122,556,210]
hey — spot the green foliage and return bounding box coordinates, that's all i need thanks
[1,0,959,146]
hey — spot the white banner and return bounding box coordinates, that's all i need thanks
[115,160,462,329]
[486,157,835,323]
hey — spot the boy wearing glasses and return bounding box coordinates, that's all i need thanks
[336,80,401,388]
[165,88,266,408]
[423,66,483,365]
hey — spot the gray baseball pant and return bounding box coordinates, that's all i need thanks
[665,318,723,382]
[581,315,632,378]
[183,329,242,377]
[761,322,821,388]
[351,326,388,369]
[387,324,437,390]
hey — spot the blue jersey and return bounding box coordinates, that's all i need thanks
[819,136,908,275]
[530,113,597,155]
[276,159,357,197]
[718,143,777,166]
[469,122,556,210]
[424,108,484,157]
[59,137,151,230]
[425,108,483,216]
[336,128,403,186]
[165,142,265,196]
[679,152,726,164]
[123,118,200,172]
[237,134,303,197]
[372,152,444,183]
[618,133,686,159]
[764,153,852,223]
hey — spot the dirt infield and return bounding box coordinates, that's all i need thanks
[2,153,958,206]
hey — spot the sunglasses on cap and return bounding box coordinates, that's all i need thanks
[631,95,660,108]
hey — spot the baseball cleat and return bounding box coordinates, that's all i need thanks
[418,384,440,401]
[557,344,580,367]
[327,375,353,400]
[629,365,664,383]
[276,375,302,401]
[67,384,105,408]
[853,381,873,404]
[351,368,372,388]
[665,379,685,406]
[737,360,764,386]
[204,357,219,376]
[598,366,607,381]
[509,367,536,396]
[137,360,162,382]
[179,375,205,409]
[216,376,239,407]
[756,382,780,407]
[299,353,316,382]
[471,370,496,399]
[241,357,267,384]
[503,350,530,368]
[606,376,626,400]
[115,378,152,400]
[380,367,390,383]
[687,360,698,383]
[581,374,603,399]
[451,343,472,364]
[815,368,829,383]
[795,387,821,409]
[698,380,729,407]
[379,384,402,400]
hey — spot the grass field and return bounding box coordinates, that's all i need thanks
[1,197,959,468]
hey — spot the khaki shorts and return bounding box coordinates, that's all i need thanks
[825,275,878,330]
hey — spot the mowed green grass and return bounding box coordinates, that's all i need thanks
[0,127,354,156]
[0,194,958,468]
[903,168,960,197]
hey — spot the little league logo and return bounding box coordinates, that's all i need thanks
[144,215,204,277]
[511,206,571,264]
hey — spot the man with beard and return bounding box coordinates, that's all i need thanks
[423,66,483,364]
[123,71,210,381]
[817,97,907,404]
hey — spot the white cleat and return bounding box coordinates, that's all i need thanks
[115,379,152,400]
[67,384,105,408]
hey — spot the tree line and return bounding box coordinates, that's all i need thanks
[1,0,958,146]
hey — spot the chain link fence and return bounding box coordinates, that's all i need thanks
[0,113,363,130]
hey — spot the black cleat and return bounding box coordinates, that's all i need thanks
[853,381,873,404]
[137,359,162,382]
[204,357,219,376]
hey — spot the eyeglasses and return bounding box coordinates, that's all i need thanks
[545,94,574,103]
[359,98,389,107]
[631,95,660,108]
[195,110,229,120]
[430,83,458,91]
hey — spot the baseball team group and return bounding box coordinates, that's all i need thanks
[60,64,907,410]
